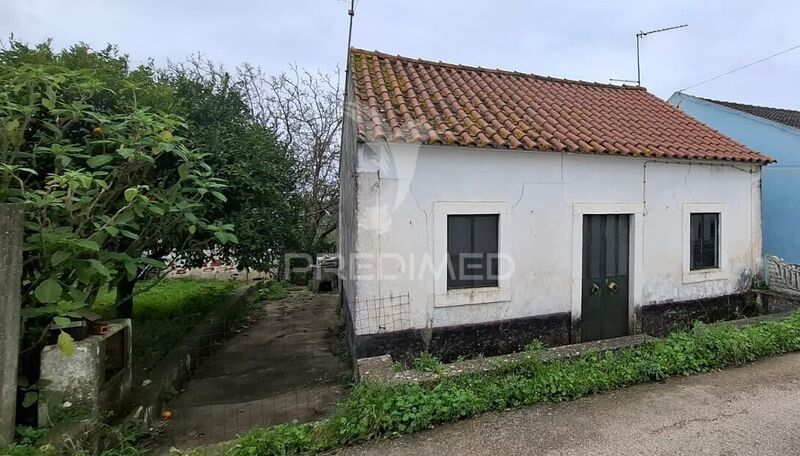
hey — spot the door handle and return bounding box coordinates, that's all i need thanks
[608,281,619,293]
[591,283,600,295]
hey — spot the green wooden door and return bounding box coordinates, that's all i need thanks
[581,214,630,341]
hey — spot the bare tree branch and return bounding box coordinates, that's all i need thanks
[236,63,342,253]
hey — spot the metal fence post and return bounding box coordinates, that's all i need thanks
[0,204,23,444]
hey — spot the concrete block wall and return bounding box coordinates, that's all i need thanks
[0,204,22,444]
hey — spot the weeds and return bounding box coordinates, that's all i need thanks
[1,422,145,456]
[258,281,290,301]
[228,313,800,456]
[524,339,544,354]
[413,352,444,374]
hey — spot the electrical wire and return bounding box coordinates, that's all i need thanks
[679,44,800,92]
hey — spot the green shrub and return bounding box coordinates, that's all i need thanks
[228,313,800,456]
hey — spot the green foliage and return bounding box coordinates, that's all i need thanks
[228,314,800,456]
[13,426,49,446]
[0,56,234,340]
[0,442,47,456]
[93,279,238,373]
[0,39,170,114]
[257,281,290,301]
[229,423,315,456]
[413,352,444,374]
[3,38,309,279]
[94,278,237,319]
[1,421,148,456]
[163,63,302,271]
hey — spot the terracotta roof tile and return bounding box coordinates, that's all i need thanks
[349,49,772,164]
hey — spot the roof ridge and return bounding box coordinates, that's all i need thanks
[350,47,647,92]
[701,96,800,114]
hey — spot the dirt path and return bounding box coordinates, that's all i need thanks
[152,290,348,451]
[341,352,800,456]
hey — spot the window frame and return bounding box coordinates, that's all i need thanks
[433,201,511,307]
[690,212,720,271]
[682,203,727,284]
[446,214,499,290]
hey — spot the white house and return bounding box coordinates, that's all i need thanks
[339,49,772,361]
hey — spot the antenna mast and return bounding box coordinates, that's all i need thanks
[611,23,688,86]
[343,0,355,96]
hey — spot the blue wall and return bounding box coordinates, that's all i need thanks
[669,92,800,263]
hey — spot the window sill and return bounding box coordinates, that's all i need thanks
[683,267,728,284]
[434,286,511,308]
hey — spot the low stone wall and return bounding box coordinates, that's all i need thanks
[754,289,800,314]
[124,284,261,431]
[358,334,653,386]
[641,291,800,337]
[38,320,132,427]
[354,312,571,364]
[640,292,762,337]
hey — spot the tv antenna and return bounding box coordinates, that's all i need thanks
[611,24,688,86]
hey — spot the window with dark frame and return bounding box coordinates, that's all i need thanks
[690,213,719,270]
[447,214,499,289]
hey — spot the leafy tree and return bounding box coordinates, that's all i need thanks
[0,63,234,337]
[0,38,170,113]
[163,60,302,272]
[2,38,305,301]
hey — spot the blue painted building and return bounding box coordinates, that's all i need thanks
[669,92,800,263]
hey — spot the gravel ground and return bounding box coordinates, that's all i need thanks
[340,352,800,456]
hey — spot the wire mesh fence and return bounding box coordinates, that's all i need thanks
[353,293,411,334]
[144,291,349,451]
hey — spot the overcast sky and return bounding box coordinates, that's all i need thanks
[2,0,799,108]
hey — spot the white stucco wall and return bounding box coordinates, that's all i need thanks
[338,77,359,313]
[342,142,763,336]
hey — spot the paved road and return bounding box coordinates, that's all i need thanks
[341,352,800,456]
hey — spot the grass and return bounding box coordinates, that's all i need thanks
[226,313,800,456]
[93,278,239,320]
[257,281,290,301]
[93,278,239,377]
